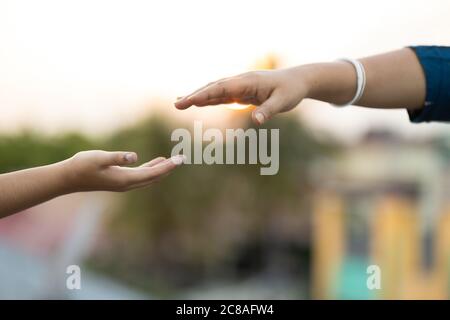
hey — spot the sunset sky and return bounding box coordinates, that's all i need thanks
[1,0,450,141]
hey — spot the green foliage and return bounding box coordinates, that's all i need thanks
[0,131,95,172]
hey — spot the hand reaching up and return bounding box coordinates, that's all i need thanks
[64,150,185,192]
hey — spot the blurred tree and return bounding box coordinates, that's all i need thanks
[89,112,337,295]
[0,131,94,172]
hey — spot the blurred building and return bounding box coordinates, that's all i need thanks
[0,194,148,299]
[311,130,450,299]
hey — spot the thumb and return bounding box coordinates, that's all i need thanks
[251,95,281,125]
[102,151,138,166]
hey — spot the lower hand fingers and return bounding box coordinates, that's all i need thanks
[140,157,166,167]
[131,155,185,184]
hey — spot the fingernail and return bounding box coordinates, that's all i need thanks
[171,154,186,165]
[174,97,185,107]
[125,153,137,163]
[255,112,265,124]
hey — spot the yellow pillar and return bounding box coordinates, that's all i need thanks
[432,205,450,298]
[371,196,419,299]
[312,192,345,299]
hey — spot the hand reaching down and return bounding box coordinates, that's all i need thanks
[175,69,310,125]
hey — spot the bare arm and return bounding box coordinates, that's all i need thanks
[0,151,185,218]
[175,48,426,124]
[307,48,425,109]
[0,163,68,217]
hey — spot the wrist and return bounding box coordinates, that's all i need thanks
[289,65,318,99]
[295,62,357,104]
[57,157,80,194]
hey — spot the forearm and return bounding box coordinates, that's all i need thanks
[300,48,426,110]
[0,162,68,218]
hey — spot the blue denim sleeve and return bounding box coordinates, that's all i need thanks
[408,46,450,123]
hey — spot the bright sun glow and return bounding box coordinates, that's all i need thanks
[226,103,251,111]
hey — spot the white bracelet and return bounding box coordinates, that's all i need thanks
[332,58,366,107]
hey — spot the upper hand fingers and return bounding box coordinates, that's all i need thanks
[175,75,250,109]
[186,79,249,107]
[175,78,229,109]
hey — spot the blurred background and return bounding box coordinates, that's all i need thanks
[0,0,450,299]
